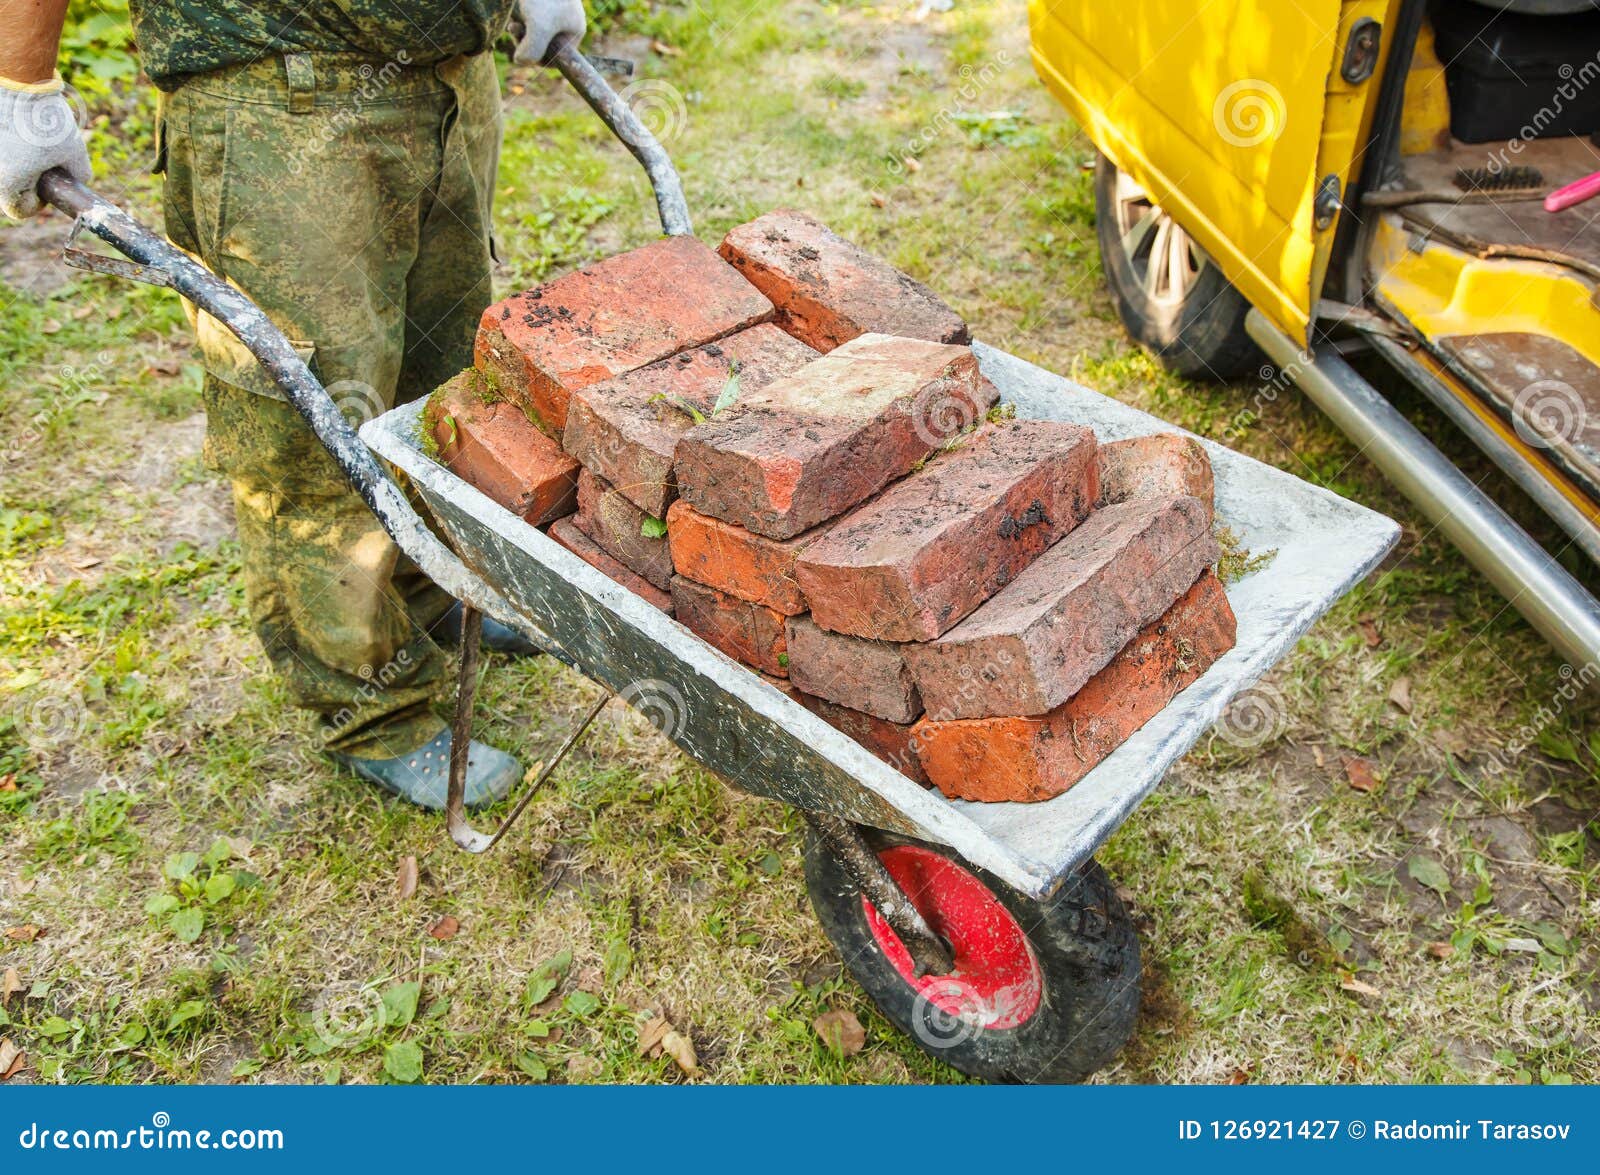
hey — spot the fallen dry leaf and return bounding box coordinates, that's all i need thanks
[902,155,921,173]
[660,1028,697,1076]
[1388,676,1412,713]
[812,1009,865,1057]
[428,916,459,941]
[1311,745,1325,768]
[40,318,62,335]
[1342,757,1378,793]
[1426,941,1454,960]
[395,856,419,903]
[1357,616,1381,647]
[1229,1065,1251,1084]
[0,773,15,792]
[650,39,684,57]
[4,925,43,943]
[68,555,101,570]
[1340,974,1380,997]
[868,192,888,208]
[2,968,21,1003]
[636,1014,698,1075]
[146,358,182,377]
[637,1015,671,1056]
[0,1038,24,1082]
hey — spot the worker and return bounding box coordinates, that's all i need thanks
[0,0,588,811]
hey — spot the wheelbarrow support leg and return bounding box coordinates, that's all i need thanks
[804,814,955,977]
[445,603,612,853]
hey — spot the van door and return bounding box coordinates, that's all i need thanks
[1029,0,1398,345]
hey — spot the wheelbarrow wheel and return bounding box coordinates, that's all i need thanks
[1093,150,1261,381]
[803,828,1140,1084]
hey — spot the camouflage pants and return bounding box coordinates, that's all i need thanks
[159,51,502,757]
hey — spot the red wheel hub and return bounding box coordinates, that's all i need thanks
[861,845,1043,1030]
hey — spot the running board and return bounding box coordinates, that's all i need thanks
[1246,310,1600,670]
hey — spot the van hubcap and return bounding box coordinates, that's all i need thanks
[1113,168,1206,307]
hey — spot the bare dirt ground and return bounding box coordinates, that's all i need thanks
[1,0,1595,1085]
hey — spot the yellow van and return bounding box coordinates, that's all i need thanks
[1029,0,1600,667]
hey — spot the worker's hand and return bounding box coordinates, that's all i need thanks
[0,75,90,220]
[514,0,587,65]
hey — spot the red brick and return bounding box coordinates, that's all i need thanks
[913,572,1236,801]
[664,501,812,614]
[718,209,968,352]
[1098,433,1214,523]
[674,334,999,539]
[562,324,819,519]
[783,614,921,723]
[905,496,1219,719]
[548,518,673,613]
[574,470,674,591]
[794,420,1098,641]
[474,235,773,439]
[424,371,578,526]
[670,576,789,677]
[775,682,928,784]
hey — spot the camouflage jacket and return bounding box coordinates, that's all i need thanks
[129,1,517,89]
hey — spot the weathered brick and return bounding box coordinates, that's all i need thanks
[674,333,998,539]
[905,496,1219,719]
[913,572,1235,801]
[718,209,968,352]
[664,501,812,614]
[548,518,673,613]
[784,614,921,723]
[766,679,927,784]
[669,576,789,677]
[562,324,819,518]
[1098,432,1214,523]
[424,371,578,526]
[574,470,674,590]
[475,235,773,439]
[795,420,1098,641]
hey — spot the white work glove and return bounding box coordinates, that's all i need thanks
[514,0,587,65]
[0,76,91,220]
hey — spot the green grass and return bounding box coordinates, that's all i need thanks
[1,0,1595,1086]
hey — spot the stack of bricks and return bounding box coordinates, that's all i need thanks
[423,209,1238,804]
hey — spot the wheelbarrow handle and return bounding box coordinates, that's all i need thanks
[546,34,693,237]
[36,169,524,633]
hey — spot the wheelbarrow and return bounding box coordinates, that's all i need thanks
[38,37,1399,1084]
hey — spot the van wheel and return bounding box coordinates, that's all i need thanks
[1094,152,1260,381]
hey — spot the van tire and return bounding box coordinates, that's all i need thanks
[1094,152,1261,381]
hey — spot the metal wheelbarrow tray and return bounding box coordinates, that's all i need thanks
[363,342,1400,901]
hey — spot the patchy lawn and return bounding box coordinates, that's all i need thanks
[1,0,1595,1085]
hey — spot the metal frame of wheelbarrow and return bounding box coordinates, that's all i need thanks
[40,34,1401,1050]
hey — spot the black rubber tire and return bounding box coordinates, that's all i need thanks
[1093,151,1262,381]
[803,828,1141,1084]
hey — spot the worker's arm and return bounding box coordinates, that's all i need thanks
[0,0,71,82]
[0,0,93,219]
[514,0,587,65]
